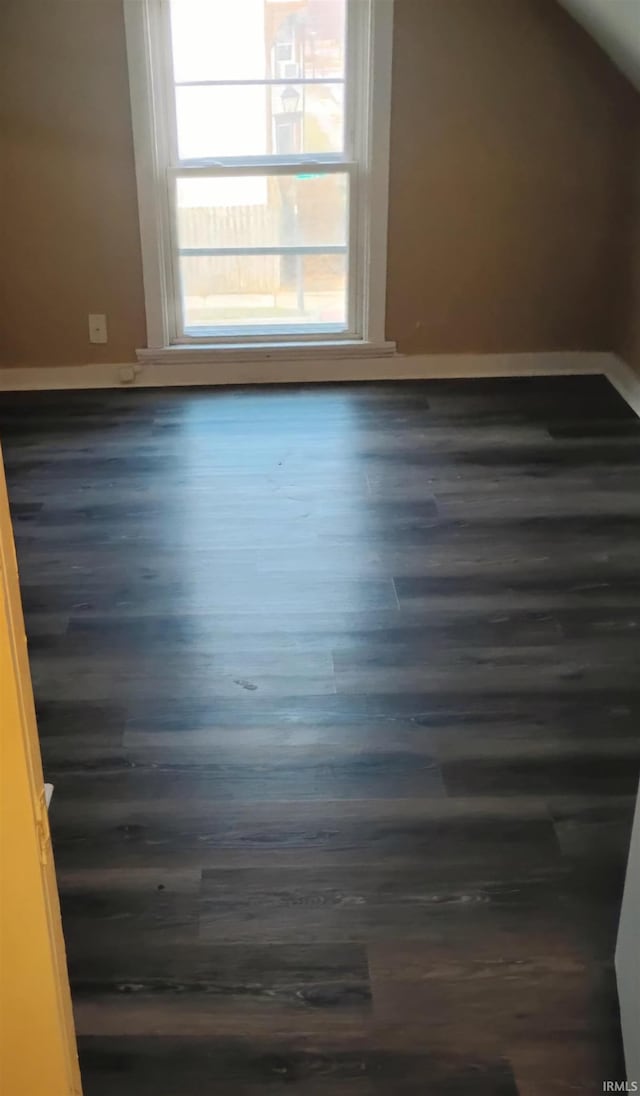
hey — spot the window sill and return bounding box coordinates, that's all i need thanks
[136,339,397,366]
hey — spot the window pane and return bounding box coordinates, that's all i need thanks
[166,0,353,337]
[176,174,348,250]
[175,83,344,159]
[170,0,346,83]
[180,253,348,332]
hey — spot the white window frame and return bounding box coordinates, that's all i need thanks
[124,0,395,357]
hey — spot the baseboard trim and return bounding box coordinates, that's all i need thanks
[0,350,619,392]
[605,355,640,418]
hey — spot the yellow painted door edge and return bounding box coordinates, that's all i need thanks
[0,447,82,1095]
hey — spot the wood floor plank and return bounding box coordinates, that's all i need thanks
[48,794,558,870]
[46,751,446,802]
[75,1036,521,1096]
[60,606,563,651]
[66,939,371,1011]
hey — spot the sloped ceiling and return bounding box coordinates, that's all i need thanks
[558,0,640,91]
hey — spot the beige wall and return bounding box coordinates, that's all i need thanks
[0,0,146,365]
[387,0,638,354]
[618,123,640,374]
[0,0,638,366]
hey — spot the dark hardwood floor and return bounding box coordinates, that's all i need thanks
[2,375,640,1095]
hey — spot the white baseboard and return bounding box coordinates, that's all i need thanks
[605,355,640,418]
[0,350,619,392]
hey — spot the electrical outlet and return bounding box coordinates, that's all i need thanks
[88,313,108,344]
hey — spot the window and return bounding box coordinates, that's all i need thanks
[125,0,394,353]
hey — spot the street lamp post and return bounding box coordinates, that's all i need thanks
[274,85,304,314]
